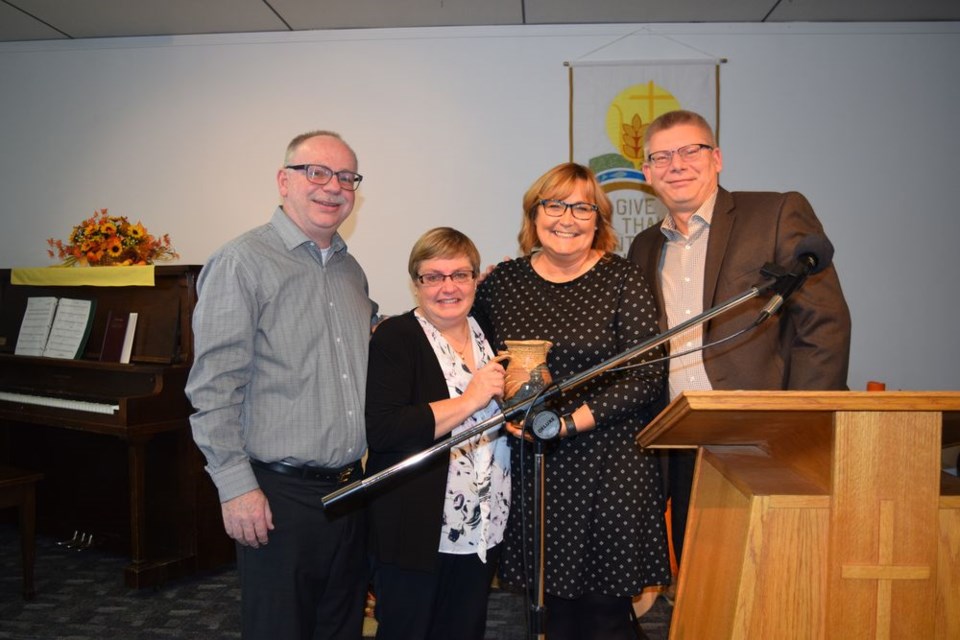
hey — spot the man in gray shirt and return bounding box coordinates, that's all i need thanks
[187,131,377,639]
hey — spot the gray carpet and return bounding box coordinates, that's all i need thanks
[0,524,671,639]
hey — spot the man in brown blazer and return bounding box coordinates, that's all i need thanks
[627,109,851,574]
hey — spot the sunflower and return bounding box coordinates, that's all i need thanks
[128,222,146,240]
[105,237,124,258]
[48,208,179,266]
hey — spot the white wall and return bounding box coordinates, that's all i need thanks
[1,22,958,391]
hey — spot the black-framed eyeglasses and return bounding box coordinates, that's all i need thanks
[645,143,713,168]
[285,164,363,191]
[416,270,477,286]
[538,199,599,221]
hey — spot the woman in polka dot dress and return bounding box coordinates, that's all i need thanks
[473,162,671,640]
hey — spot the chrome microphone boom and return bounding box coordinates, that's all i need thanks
[321,280,772,509]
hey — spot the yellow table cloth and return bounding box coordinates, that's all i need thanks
[11,266,156,287]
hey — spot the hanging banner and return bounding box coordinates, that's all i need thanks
[570,61,719,255]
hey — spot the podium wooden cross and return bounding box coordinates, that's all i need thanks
[637,390,960,639]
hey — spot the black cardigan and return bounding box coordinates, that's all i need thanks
[364,311,452,572]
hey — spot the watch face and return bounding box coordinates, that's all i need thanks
[530,410,560,440]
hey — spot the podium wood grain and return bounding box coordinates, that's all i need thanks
[637,391,960,640]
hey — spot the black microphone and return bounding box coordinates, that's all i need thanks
[755,235,834,325]
[792,234,834,276]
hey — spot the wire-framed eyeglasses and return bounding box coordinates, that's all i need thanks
[538,199,599,221]
[645,143,714,168]
[416,270,477,286]
[285,164,363,191]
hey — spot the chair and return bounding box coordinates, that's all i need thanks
[0,465,44,599]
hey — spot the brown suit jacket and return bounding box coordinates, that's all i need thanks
[627,187,851,392]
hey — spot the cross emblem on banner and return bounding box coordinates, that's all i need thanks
[626,81,676,122]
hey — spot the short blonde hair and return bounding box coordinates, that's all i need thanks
[642,110,716,157]
[408,227,481,281]
[517,163,616,255]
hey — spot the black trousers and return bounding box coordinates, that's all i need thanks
[372,545,502,640]
[239,465,367,640]
[545,592,636,640]
[668,449,696,566]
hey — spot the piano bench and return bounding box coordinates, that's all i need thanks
[0,465,44,599]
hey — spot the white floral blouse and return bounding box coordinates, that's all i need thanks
[414,310,511,563]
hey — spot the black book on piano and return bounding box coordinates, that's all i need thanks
[99,311,128,362]
[100,311,139,363]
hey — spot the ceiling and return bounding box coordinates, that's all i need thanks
[1,0,958,43]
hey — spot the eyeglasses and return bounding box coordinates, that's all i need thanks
[285,164,363,191]
[416,270,477,286]
[538,199,599,221]
[645,143,714,168]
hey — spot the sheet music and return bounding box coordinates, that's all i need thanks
[14,296,58,356]
[42,298,95,358]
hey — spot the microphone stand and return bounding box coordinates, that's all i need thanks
[321,274,782,639]
[322,277,776,508]
[530,434,548,638]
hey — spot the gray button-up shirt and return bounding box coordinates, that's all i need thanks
[186,207,377,502]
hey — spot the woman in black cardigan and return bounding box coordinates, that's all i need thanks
[365,227,509,640]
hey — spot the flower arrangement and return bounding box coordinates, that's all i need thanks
[47,208,179,266]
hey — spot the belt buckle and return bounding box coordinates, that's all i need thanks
[337,467,353,484]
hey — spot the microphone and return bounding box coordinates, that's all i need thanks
[792,233,834,276]
[755,235,834,325]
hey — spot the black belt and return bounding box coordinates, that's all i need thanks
[250,458,360,485]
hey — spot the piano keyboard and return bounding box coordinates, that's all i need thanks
[0,391,119,415]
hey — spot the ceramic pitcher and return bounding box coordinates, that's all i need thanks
[500,339,553,400]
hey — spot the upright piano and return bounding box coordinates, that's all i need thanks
[0,266,232,588]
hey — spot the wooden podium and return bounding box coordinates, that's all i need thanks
[637,390,960,639]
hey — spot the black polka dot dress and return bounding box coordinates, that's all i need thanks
[473,254,672,599]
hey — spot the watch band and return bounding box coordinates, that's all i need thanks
[564,413,577,438]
